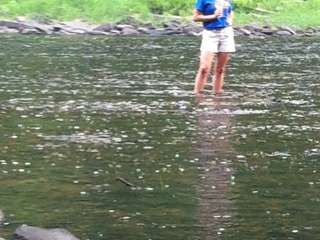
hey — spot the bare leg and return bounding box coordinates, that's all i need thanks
[194,51,215,94]
[213,52,230,94]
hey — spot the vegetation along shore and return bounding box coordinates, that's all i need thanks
[0,0,319,37]
[1,0,320,27]
[0,0,320,38]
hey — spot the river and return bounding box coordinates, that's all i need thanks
[0,35,319,240]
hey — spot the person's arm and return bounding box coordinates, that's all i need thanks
[192,9,222,22]
[227,10,234,25]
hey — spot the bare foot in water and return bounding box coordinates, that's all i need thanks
[214,89,224,95]
[194,90,205,95]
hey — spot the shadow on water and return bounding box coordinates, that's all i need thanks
[0,35,319,239]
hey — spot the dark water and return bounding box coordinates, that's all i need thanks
[0,35,319,240]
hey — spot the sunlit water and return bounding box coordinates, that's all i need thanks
[0,35,319,240]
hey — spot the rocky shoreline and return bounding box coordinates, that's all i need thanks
[0,17,320,38]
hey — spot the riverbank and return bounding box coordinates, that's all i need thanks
[1,0,320,28]
[1,16,320,38]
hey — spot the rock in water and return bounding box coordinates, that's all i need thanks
[13,225,80,240]
[0,209,4,224]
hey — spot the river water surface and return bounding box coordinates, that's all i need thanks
[0,35,319,240]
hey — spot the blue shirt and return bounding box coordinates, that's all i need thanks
[195,0,233,30]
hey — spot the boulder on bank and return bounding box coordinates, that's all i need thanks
[114,24,140,35]
[93,23,115,32]
[276,30,293,36]
[121,27,140,36]
[236,27,251,36]
[279,26,297,35]
[20,28,43,35]
[13,225,80,240]
[88,30,111,36]
[0,27,19,34]
[0,20,32,30]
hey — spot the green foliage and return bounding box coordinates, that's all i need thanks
[147,0,194,15]
[0,0,320,27]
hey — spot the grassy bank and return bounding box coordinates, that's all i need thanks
[0,0,320,27]
[235,0,320,27]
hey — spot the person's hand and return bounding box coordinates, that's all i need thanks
[214,9,223,18]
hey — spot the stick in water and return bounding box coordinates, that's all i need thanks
[116,177,135,187]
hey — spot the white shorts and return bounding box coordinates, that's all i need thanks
[200,27,236,53]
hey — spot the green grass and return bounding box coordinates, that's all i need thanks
[0,0,151,22]
[235,0,320,28]
[0,0,320,27]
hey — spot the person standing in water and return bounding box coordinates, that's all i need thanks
[193,0,235,95]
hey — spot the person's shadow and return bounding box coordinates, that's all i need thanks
[194,94,236,239]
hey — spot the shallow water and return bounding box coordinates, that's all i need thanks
[0,35,319,240]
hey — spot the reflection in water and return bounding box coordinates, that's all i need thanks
[195,95,235,239]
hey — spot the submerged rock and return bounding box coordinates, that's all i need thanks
[13,225,80,240]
